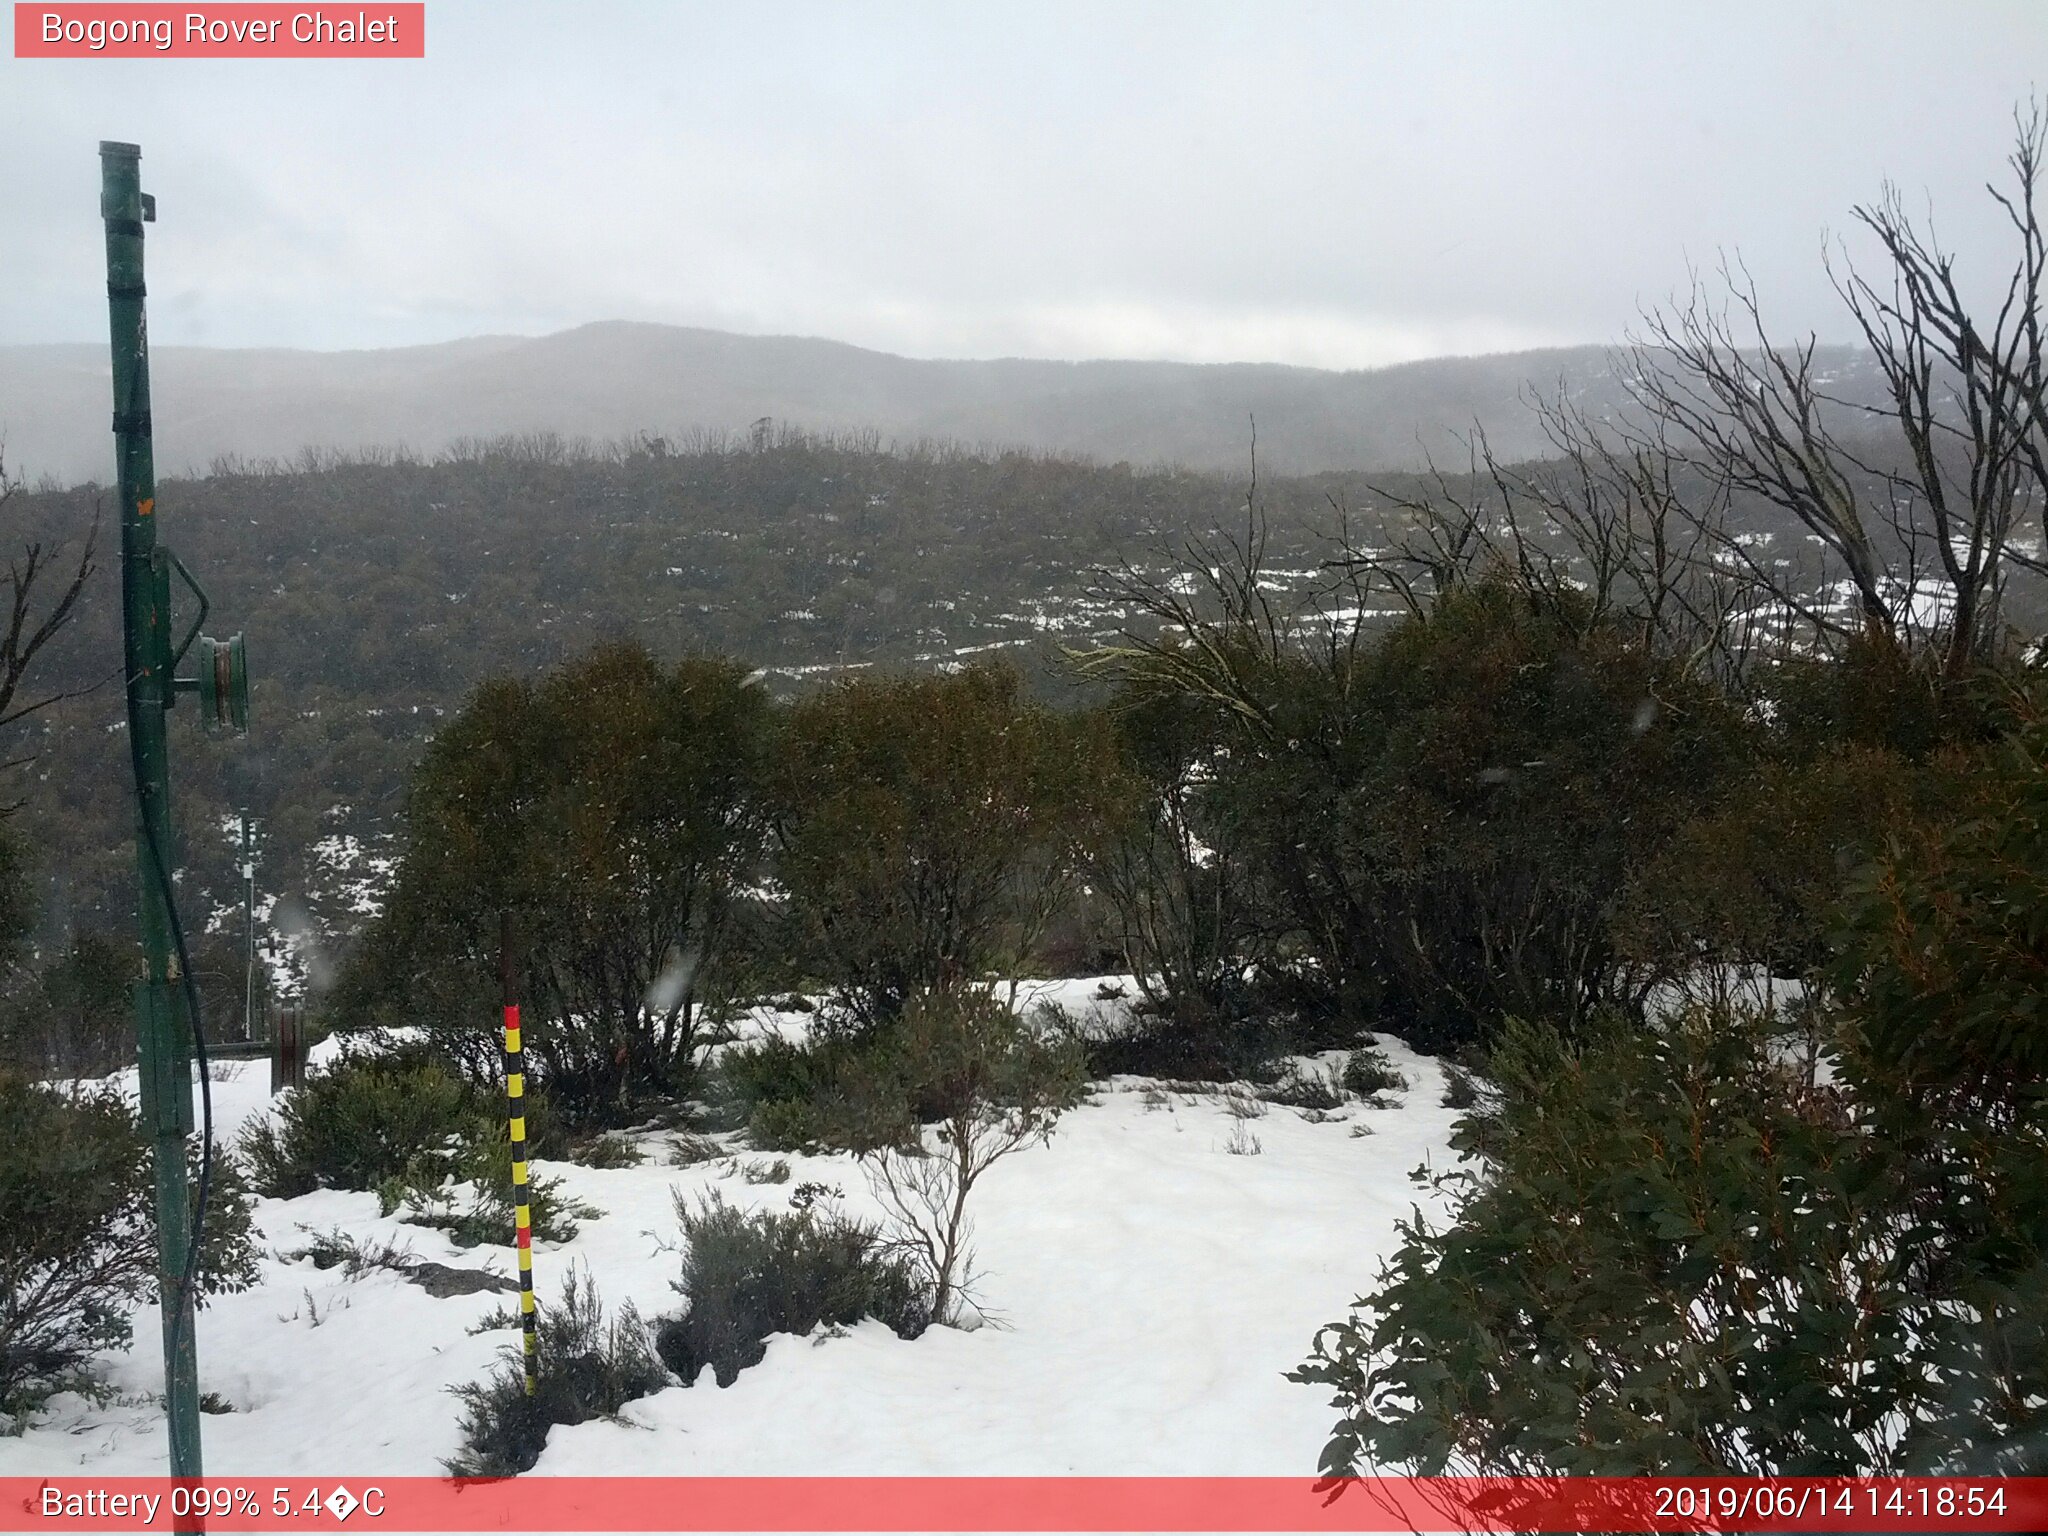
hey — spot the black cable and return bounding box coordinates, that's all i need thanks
[127,726,215,1360]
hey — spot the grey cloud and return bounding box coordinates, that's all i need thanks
[0,0,2040,364]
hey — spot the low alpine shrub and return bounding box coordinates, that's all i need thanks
[1340,1044,1408,1099]
[380,1131,594,1248]
[1260,1061,1347,1110]
[446,1266,666,1476]
[1440,1064,1481,1110]
[238,1039,490,1197]
[654,1193,929,1388]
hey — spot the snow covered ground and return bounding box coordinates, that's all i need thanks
[1,979,1462,1481]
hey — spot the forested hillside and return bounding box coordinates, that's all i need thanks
[2,430,1397,984]
[0,323,1890,486]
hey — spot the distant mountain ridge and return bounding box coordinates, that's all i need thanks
[0,320,1880,486]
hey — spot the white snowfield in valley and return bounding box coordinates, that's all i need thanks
[0,978,1461,1479]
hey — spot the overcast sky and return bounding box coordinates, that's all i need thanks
[1,1,2041,368]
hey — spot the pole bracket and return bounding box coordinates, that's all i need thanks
[165,549,211,670]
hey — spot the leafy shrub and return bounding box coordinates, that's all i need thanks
[1832,711,2048,1120]
[655,1194,929,1388]
[1095,573,1757,1051]
[381,1133,593,1248]
[745,1098,823,1153]
[1293,1010,2048,1479]
[238,1040,490,1198]
[1088,682,1258,1038]
[1341,1045,1408,1099]
[716,1016,988,1156]
[562,1134,642,1170]
[0,931,137,1081]
[283,1228,417,1279]
[668,1133,725,1167]
[1613,747,1934,995]
[447,1266,667,1476]
[713,1034,847,1142]
[1,1076,258,1426]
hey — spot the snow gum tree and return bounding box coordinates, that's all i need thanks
[335,642,772,1126]
[770,661,1123,1032]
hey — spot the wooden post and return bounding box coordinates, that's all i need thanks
[271,1004,304,1095]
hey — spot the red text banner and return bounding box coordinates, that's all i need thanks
[14,4,424,57]
[4,1476,2046,1533]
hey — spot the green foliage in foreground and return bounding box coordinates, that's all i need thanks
[1834,710,2048,1121]
[1296,1005,2048,1478]
[654,1194,930,1388]
[1,1076,258,1426]
[238,1040,495,1198]
[447,1267,666,1477]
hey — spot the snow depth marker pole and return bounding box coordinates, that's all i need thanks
[500,912,539,1394]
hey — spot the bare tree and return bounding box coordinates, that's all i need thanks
[1827,99,2048,674]
[1623,103,2048,677]
[0,453,102,802]
[853,991,1082,1325]
[1346,104,2048,689]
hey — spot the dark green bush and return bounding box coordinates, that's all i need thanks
[714,1035,838,1129]
[1833,710,2048,1120]
[772,662,1124,1030]
[447,1267,667,1476]
[1057,1003,1287,1083]
[1095,575,1758,1054]
[1341,1045,1408,1099]
[0,930,137,1081]
[338,645,773,1129]
[1294,1010,2048,1479]
[711,1033,877,1151]
[745,1098,823,1154]
[1,1076,258,1426]
[713,1016,1002,1155]
[561,1134,642,1170]
[238,1039,491,1197]
[1089,682,1259,1035]
[654,1194,930,1388]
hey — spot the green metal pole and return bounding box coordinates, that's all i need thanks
[101,139,204,1490]
[242,811,255,1043]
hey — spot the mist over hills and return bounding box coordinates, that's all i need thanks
[0,321,1881,485]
